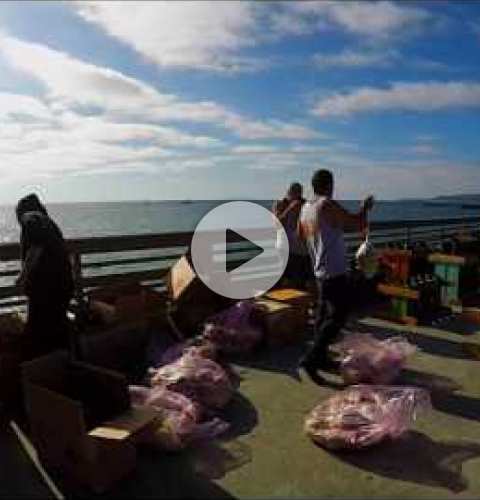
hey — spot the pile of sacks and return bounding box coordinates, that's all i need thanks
[305,332,432,451]
[132,300,265,451]
[131,342,236,451]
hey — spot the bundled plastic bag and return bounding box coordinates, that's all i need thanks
[129,385,229,451]
[355,236,374,261]
[355,233,378,279]
[159,340,218,367]
[331,333,416,385]
[203,301,263,354]
[305,385,431,450]
[150,349,234,409]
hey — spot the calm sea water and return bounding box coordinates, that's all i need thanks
[0,199,477,243]
[0,199,477,303]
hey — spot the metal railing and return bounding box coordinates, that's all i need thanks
[0,216,478,310]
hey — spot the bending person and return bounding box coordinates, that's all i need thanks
[15,194,74,356]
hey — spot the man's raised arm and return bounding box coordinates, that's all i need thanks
[323,196,374,232]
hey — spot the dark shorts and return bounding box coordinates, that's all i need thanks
[284,253,312,289]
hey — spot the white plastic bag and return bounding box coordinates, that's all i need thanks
[355,225,377,278]
[355,235,374,261]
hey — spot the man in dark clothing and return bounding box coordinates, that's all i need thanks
[15,194,74,356]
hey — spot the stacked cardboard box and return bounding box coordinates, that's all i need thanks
[254,298,307,347]
[265,288,311,320]
[81,284,168,375]
[0,313,28,411]
[22,351,156,493]
[89,283,149,325]
[167,255,231,337]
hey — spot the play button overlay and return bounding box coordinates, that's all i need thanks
[226,229,264,272]
[191,201,289,299]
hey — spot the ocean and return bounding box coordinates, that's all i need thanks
[0,199,478,306]
[0,199,477,243]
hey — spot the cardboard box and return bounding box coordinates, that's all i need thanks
[89,283,147,324]
[22,351,157,493]
[254,298,307,347]
[167,255,206,305]
[0,314,29,410]
[167,255,231,336]
[80,322,152,377]
[0,312,26,338]
[264,288,311,322]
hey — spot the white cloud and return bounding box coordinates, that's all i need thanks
[313,49,396,69]
[0,92,53,121]
[268,9,315,37]
[326,1,430,38]
[312,49,449,72]
[231,144,329,156]
[0,34,318,140]
[334,161,480,200]
[74,1,262,72]
[285,1,431,39]
[58,114,221,148]
[408,144,439,156]
[0,34,321,181]
[71,1,435,75]
[312,81,480,117]
[231,145,282,155]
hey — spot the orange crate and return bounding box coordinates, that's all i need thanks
[379,250,411,285]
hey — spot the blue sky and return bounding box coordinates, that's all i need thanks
[0,1,479,202]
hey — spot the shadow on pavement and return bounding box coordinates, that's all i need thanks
[400,368,480,422]
[337,431,480,493]
[354,320,480,361]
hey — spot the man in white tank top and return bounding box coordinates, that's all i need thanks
[298,169,374,384]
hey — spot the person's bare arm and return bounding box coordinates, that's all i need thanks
[274,199,301,222]
[323,196,374,232]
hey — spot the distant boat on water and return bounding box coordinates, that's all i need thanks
[181,200,193,204]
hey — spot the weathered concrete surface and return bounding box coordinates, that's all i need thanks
[0,421,55,498]
[5,315,480,499]
[209,316,480,499]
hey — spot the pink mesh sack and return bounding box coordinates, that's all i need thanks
[305,385,431,450]
[203,301,263,354]
[129,385,229,451]
[159,340,218,367]
[331,333,417,384]
[150,349,234,409]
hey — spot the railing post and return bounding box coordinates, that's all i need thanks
[69,251,86,360]
[71,252,84,305]
[406,226,411,247]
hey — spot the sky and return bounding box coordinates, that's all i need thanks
[0,0,479,202]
